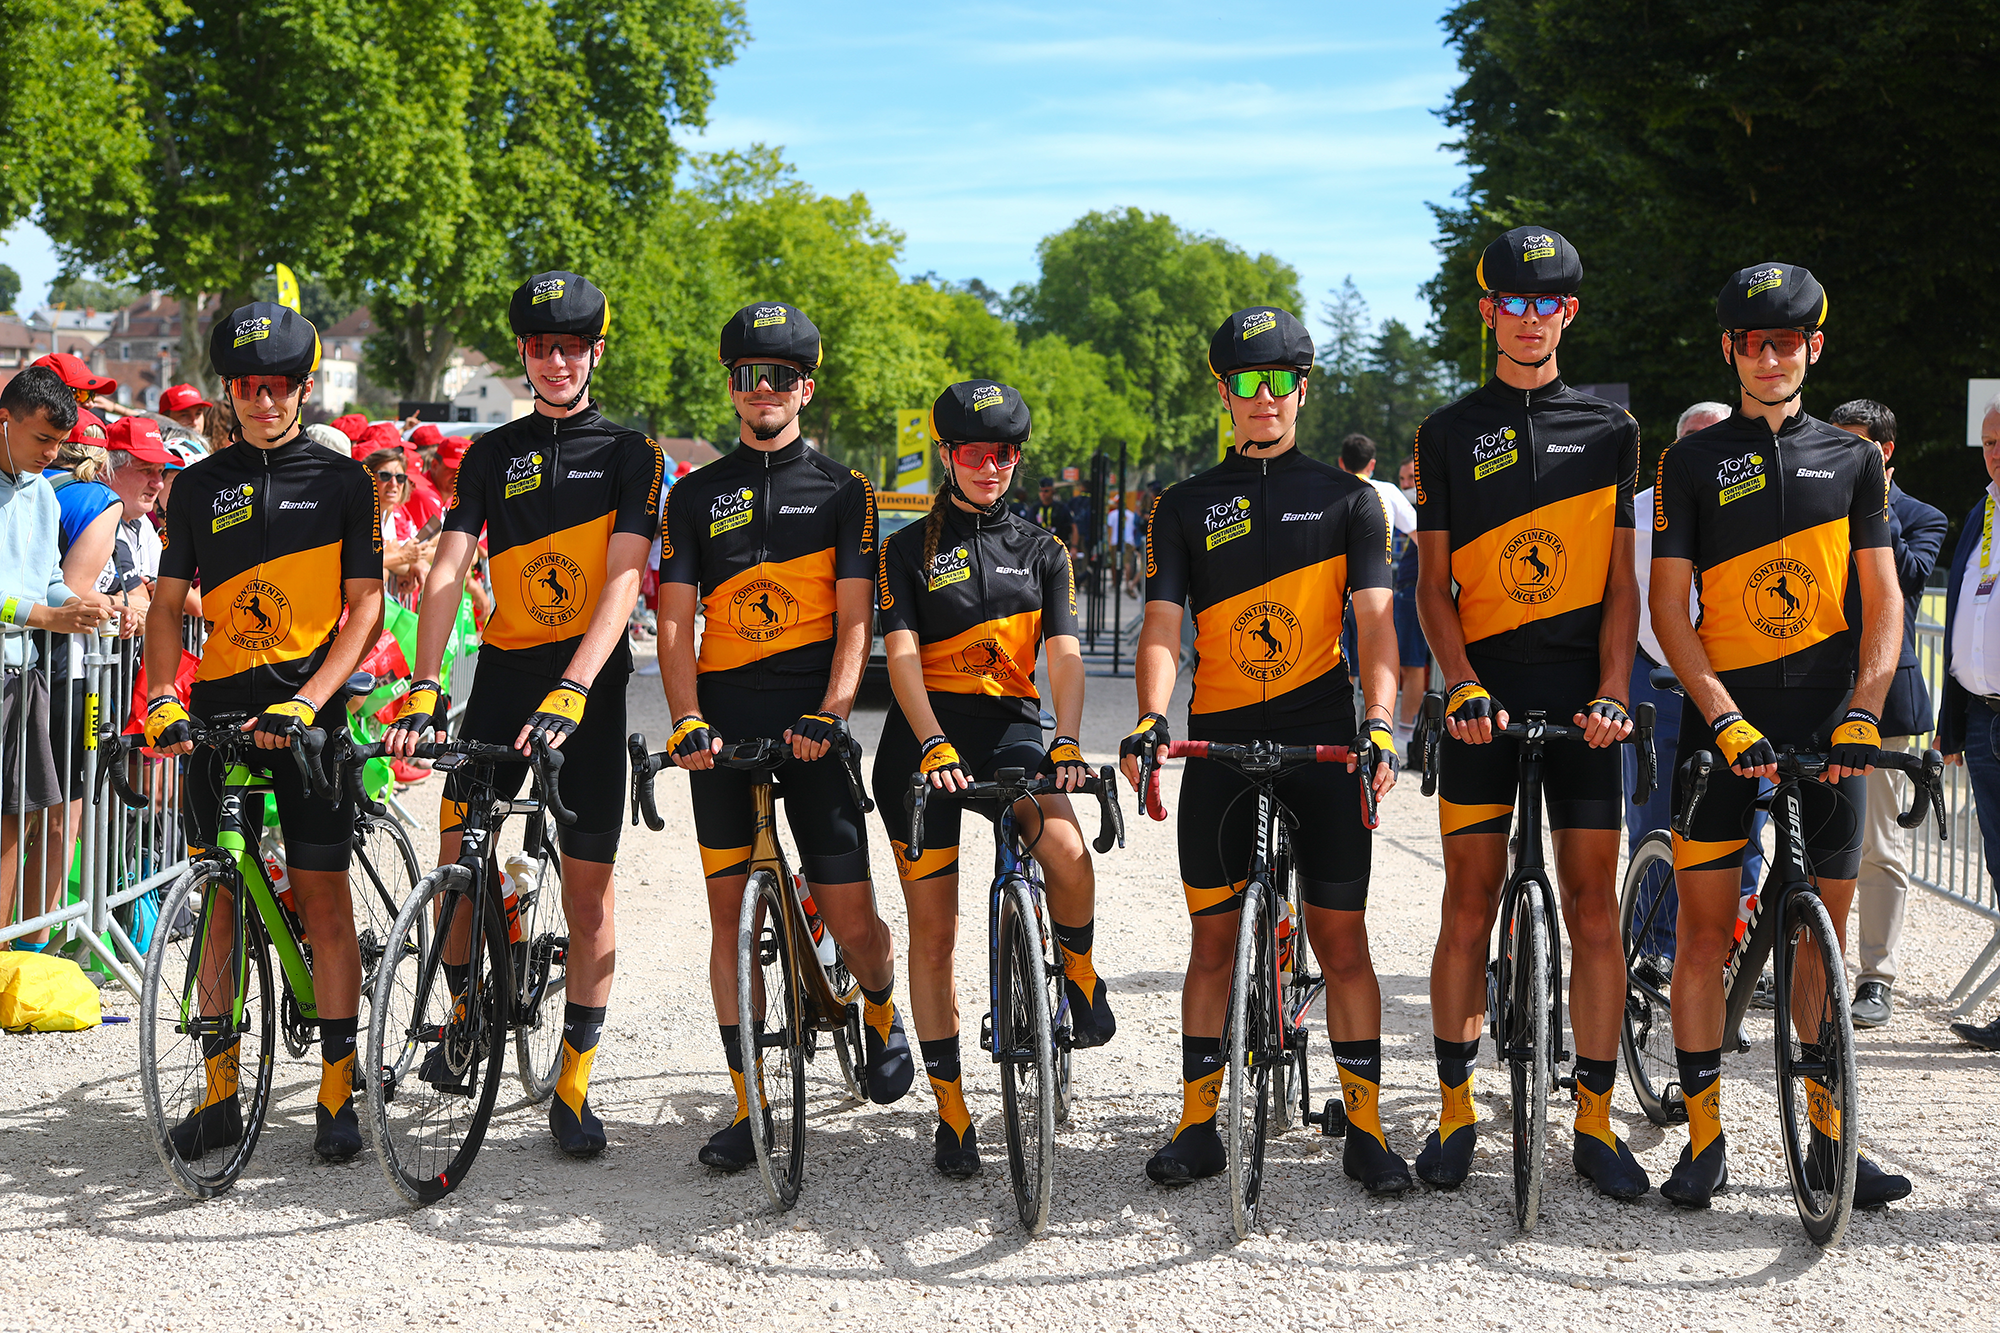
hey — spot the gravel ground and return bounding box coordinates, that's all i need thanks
[4,662,1998,1331]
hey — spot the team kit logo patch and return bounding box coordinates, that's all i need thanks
[954,638,1017,681]
[1744,559,1817,639]
[211,482,255,533]
[1230,602,1301,682]
[1500,528,1566,604]
[530,277,565,306]
[1204,496,1251,550]
[710,487,755,536]
[1520,233,1557,262]
[1716,450,1766,505]
[524,552,586,628]
[504,452,543,499]
[1472,426,1517,480]
[927,545,971,592]
[227,581,291,652]
[727,580,798,641]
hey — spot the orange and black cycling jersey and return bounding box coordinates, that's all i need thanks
[1653,409,1890,690]
[1413,378,1638,663]
[660,437,876,689]
[1145,448,1391,735]
[443,408,664,679]
[160,433,381,713]
[876,502,1077,723]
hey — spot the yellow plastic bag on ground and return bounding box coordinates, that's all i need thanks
[0,952,102,1031]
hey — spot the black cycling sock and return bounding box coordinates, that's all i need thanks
[1330,1038,1387,1149]
[1173,1035,1225,1139]
[1052,918,1093,958]
[318,1015,357,1110]
[557,1002,605,1116]
[922,1035,970,1139]
[1676,1046,1724,1158]
[719,1023,751,1124]
[860,979,894,1008]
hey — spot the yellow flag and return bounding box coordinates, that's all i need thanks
[893,409,930,492]
[274,263,301,313]
[1217,403,1235,461]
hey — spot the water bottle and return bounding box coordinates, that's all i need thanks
[497,865,526,945]
[1276,902,1297,985]
[1734,890,1758,947]
[260,832,296,917]
[794,874,838,970]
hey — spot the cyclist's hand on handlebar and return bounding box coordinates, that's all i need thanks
[1711,710,1778,779]
[1118,712,1170,791]
[1444,680,1504,744]
[1828,707,1882,781]
[1575,695,1634,749]
[920,735,971,791]
[516,678,588,753]
[1049,735,1090,792]
[248,697,316,749]
[785,711,845,762]
[669,713,720,770]
[1358,717,1399,800]
[385,679,445,757]
[144,696,194,757]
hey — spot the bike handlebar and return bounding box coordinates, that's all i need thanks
[350,734,575,826]
[1414,690,1656,806]
[1151,738,1379,830]
[906,764,1125,861]
[99,718,333,806]
[626,732,876,833]
[1674,745,1948,839]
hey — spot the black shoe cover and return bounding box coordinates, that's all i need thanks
[1661,1135,1728,1208]
[863,1005,916,1106]
[1343,1131,1412,1196]
[698,1117,756,1172]
[314,1098,363,1163]
[1803,1132,1911,1208]
[169,1099,243,1161]
[1145,1120,1226,1185]
[550,1091,607,1158]
[418,1040,480,1096]
[1574,1131,1650,1201]
[1065,975,1117,1050]
[934,1120,981,1178]
[1415,1124,1476,1188]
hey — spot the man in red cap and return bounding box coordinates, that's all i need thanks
[31,352,116,416]
[158,384,214,437]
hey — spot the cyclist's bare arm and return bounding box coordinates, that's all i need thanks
[658,582,717,770]
[143,576,196,757]
[1119,599,1183,789]
[1578,527,1640,748]
[1414,529,1503,742]
[1651,555,1774,779]
[384,531,481,757]
[510,531,650,751]
[884,628,966,793]
[1834,546,1903,780]
[1046,632,1085,791]
[1350,585,1399,797]
[786,577,871,762]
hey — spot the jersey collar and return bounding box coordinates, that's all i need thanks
[941,497,1012,533]
[1221,444,1306,472]
[229,430,314,464]
[731,436,806,467]
[1480,375,1569,406]
[538,405,604,435]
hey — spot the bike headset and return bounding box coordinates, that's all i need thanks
[206,301,321,445]
[1473,225,1581,371]
[509,271,611,413]
[717,300,821,441]
[1206,307,1314,454]
[1714,261,1827,408]
[928,378,1032,519]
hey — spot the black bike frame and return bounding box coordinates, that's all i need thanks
[1496,715,1569,1068]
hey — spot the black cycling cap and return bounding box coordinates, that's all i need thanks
[508,271,610,340]
[1476,225,1582,295]
[1716,262,1827,329]
[1206,307,1314,377]
[718,302,821,373]
[930,380,1031,445]
[209,302,321,380]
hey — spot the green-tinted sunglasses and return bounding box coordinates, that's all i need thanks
[1223,369,1304,399]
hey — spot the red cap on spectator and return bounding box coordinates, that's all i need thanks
[410,422,445,448]
[104,415,178,466]
[437,434,470,469]
[66,408,107,444]
[362,422,403,452]
[674,459,693,477]
[32,352,115,396]
[330,412,368,442]
[158,383,214,414]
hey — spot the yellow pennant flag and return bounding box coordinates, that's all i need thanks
[893,409,930,492]
[274,263,301,313]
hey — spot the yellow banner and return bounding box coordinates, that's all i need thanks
[1217,404,1235,462]
[274,263,301,313]
[893,409,929,492]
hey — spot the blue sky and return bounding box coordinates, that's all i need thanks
[4,1,1469,341]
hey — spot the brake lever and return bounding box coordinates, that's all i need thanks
[340,731,388,818]
[1358,742,1380,831]
[905,772,930,861]
[94,731,146,810]
[1634,701,1657,806]
[1672,750,1713,839]
[293,727,334,803]
[627,734,665,831]
[841,735,875,815]
[532,735,577,826]
[1092,764,1125,853]
[1418,690,1443,798]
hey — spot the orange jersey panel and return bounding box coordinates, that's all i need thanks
[697,548,838,675]
[484,512,616,653]
[1191,555,1349,717]
[1696,516,1852,674]
[195,541,347,686]
[1450,486,1616,648]
[919,609,1045,699]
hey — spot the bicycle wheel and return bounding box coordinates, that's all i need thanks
[1618,830,1683,1125]
[352,811,422,1010]
[364,863,511,1206]
[738,869,806,1209]
[1504,882,1553,1232]
[1029,876,1074,1128]
[139,862,277,1199]
[1774,889,1858,1247]
[510,816,568,1102]
[1224,881,1276,1240]
[998,878,1057,1235]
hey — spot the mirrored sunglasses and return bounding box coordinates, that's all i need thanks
[728,362,805,393]
[945,441,1021,469]
[1491,294,1569,318]
[1223,369,1303,399]
[1728,328,1811,357]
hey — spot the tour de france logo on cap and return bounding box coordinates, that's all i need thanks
[1520,233,1557,263]
[1241,310,1277,340]
[531,277,565,306]
[233,317,273,348]
[1230,601,1302,682]
[228,580,292,653]
[524,552,587,628]
[970,384,1004,413]
[1501,529,1567,605]
[1744,559,1818,640]
[1747,266,1784,299]
[752,305,788,328]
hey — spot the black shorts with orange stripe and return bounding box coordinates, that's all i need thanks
[1437,654,1622,837]
[870,702,1052,884]
[686,681,870,885]
[1669,685,1862,879]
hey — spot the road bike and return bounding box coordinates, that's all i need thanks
[629,733,872,1210]
[1414,691,1655,1231]
[359,733,573,1205]
[1138,737,1375,1240]
[905,761,1124,1235]
[1619,669,1946,1246]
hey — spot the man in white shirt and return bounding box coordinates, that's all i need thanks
[1336,433,1416,535]
[1106,492,1144,596]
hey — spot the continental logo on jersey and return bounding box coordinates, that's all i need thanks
[1204,496,1251,550]
[751,305,787,328]
[1059,539,1076,614]
[727,579,799,641]
[850,469,877,554]
[211,482,254,533]
[1520,233,1557,263]
[928,545,971,592]
[710,487,755,536]
[954,637,1019,681]
[1472,426,1517,480]
[1229,601,1301,683]
[232,316,272,348]
[1653,448,1671,531]
[1240,310,1277,340]
[226,580,291,652]
[1746,266,1784,299]
[875,548,893,610]
[1716,450,1766,505]
[530,277,565,306]
[1144,487,1168,577]
[1743,559,1819,640]
[504,452,544,499]
[522,552,587,628]
[969,385,1004,413]
[1500,529,1566,605]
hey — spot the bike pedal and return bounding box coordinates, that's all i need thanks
[979,1011,995,1054]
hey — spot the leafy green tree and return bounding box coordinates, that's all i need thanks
[0,0,154,234]
[0,264,22,314]
[47,276,138,312]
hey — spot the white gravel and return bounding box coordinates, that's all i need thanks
[3,664,1997,1331]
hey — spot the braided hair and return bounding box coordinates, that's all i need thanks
[921,455,954,573]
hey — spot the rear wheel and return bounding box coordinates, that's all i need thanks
[1774,889,1858,1247]
[738,870,806,1209]
[352,812,422,1013]
[1224,881,1276,1241]
[1618,830,1683,1125]
[998,878,1057,1236]
[1503,882,1553,1232]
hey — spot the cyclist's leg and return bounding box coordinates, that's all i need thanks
[165,747,248,1153]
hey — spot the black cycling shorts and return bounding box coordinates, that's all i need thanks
[1671,686,1863,880]
[183,708,356,874]
[1437,654,1623,838]
[688,681,870,885]
[1179,678,1371,915]
[444,655,628,864]
[871,703,1053,884]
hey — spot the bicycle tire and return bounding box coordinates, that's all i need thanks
[140,862,277,1200]
[511,815,568,1102]
[352,811,423,1013]
[998,878,1057,1235]
[738,869,806,1209]
[1225,881,1276,1241]
[1618,830,1683,1126]
[829,952,863,1105]
[1506,885,1553,1231]
[1030,876,1074,1128]
[364,863,511,1206]
[1774,889,1858,1247]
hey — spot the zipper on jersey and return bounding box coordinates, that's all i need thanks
[1258,455,1271,730]
[1523,386,1537,489]
[758,449,775,689]
[258,447,273,702]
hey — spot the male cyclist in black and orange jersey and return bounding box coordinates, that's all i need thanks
[1119,307,1406,1196]
[659,302,913,1174]
[385,271,663,1159]
[145,302,385,1164]
[1651,262,1911,1209]
[1412,226,1647,1200]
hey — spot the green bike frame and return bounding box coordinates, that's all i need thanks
[183,762,317,1033]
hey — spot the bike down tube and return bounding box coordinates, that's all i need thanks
[1508,726,1567,1068]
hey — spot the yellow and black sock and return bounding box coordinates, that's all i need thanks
[170,1033,244,1160]
[314,1016,362,1161]
[1676,1045,1723,1159]
[858,979,915,1104]
[1573,1055,1621,1150]
[201,1032,241,1110]
[551,1002,607,1157]
[720,1023,752,1124]
[1331,1038,1388,1150]
[1572,1054,1650,1199]
[1435,1036,1478,1144]
[922,1034,971,1142]
[1173,1035,1225,1140]
[1798,1043,1840,1143]
[1053,918,1115,1046]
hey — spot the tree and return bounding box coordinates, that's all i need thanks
[47,276,137,312]
[0,0,154,235]
[0,264,22,314]
[1428,0,2000,521]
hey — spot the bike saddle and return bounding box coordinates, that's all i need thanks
[1649,666,1681,693]
[335,672,378,700]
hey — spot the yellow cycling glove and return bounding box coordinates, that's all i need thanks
[524,679,589,742]
[1118,712,1170,761]
[144,696,192,750]
[388,679,443,740]
[919,735,968,784]
[669,713,716,758]
[254,697,317,738]
[1445,680,1494,725]
[1829,708,1882,771]
[1710,710,1776,770]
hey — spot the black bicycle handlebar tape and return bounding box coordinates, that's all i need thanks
[1418,690,1444,797]
[94,731,147,810]
[905,772,930,861]
[627,734,666,831]
[1924,749,1948,838]
[1672,750,1714,839]
[293,727,334,803]
[530,736,576,826]
[337,732,389,819]
[1633,702,1657,806]
[1094,763,1126,854]
[840,735,876,816]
